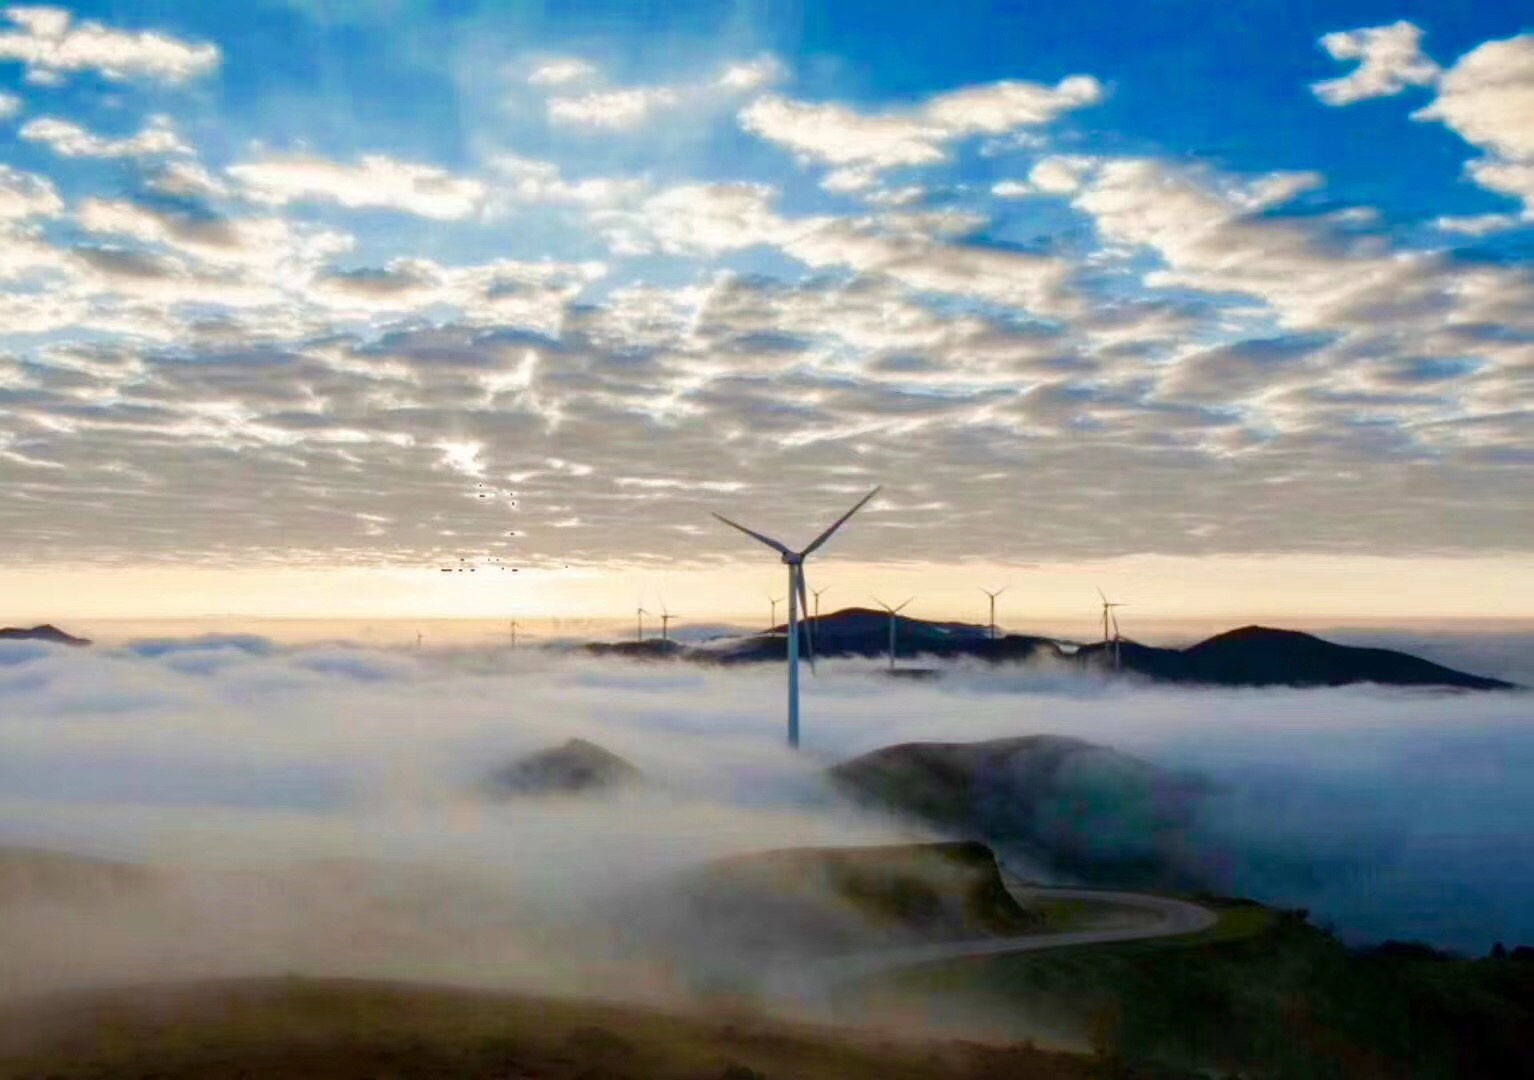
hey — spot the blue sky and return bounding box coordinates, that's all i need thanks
[0,1,1530,617]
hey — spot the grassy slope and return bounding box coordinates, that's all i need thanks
[864,904,1534,1080]
[0,977,1186,1080]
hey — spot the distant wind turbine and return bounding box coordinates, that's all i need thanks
[712,486,881,748]
[811,584,831,621]
[810,584,832,667]
[508,620,519,649]
[873,595,915,672]
[767,594,785,633]
[1097,587,1127,672]
[980,585,1008,642]
[659,599,679,642]
[636,606,650,644]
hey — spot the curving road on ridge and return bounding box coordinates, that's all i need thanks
[773,882,1219,999]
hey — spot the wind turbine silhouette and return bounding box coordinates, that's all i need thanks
[508,620,519,649]
[636,606,650,644]
[980,585,1007,642]
[767,594,785,634]
[658,599,678,642]
[712,487,881,747]
[1097,587,1127,672]
[873,595,915,672]
[810,584,832,668]
[811,584,831,622]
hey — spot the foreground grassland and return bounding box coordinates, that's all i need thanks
[0,976,1190,1080]
[857,903,1534,1080]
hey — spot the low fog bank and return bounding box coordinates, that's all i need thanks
[0,634,1531,1003]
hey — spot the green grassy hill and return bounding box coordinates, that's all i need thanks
[856,903,1534,1080]
[0,976,1188,1080]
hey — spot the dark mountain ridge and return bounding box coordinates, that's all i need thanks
[580,609,1515,691]
[0,624,91,646]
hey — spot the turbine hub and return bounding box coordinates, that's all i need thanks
[782,552,802,565]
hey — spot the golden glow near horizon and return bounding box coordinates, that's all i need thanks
[4,554,1532,631]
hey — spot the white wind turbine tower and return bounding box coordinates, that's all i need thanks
[1097,587,1127,672]
[873,595,915,672]
[712,486,881,748]
[980,585,1008,642]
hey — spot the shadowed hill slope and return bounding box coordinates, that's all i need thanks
[671,841,1042,959]
[830,736,1210,890]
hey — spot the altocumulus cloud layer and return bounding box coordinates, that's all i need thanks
[1,635,1531,991]
[0,6,1529,571]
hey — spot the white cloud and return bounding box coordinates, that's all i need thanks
[0,91,19,119]
[784,217,1074,316]
[1312,20,1439,105]
[527,57,595,87]
[598,182,793,256]
[1412,34,1534,215]
[547,86,681,129]
[19,115,190,158]
[228,154,488,220]
[740,75,1102,175]
[146,159,229,200]
[1414,35,1534,161]
[715,55,784,92]
[487,154,646,208]
[923,75,1104,133]
[740,96,944,168]
[1028,154,1095,194]
[76,198,352,269]
[0,5,219,84]
[536,54,786,130]
[821,166,880,194]
[0,162,61,220]
[1433,212,1521,236]
[991,179,1031,198]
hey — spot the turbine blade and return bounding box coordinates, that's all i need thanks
[1096,585,1108,603]
[800,486,882,556]
[712,512,792,556]
[895,597,914,613]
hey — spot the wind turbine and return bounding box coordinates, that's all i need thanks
[873,596,915,672]
[811,584,831,622]
[980,585,1008,642]
[508,620,519,649]
[636,606,650,644]
[658,599,679,643]
[1097,587,1127,672]
[712,486,881,748]
[767,594,785,633]
[810,584,832,667]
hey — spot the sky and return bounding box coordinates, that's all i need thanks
[0,1,1531,622]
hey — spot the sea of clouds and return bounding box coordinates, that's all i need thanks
[1,634,1531,1004]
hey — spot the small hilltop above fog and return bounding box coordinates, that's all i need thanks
[0,624,90,647]
[581,608,1516,691]
[482,738,643,798]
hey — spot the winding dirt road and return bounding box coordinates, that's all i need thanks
[773,882,1218,999]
